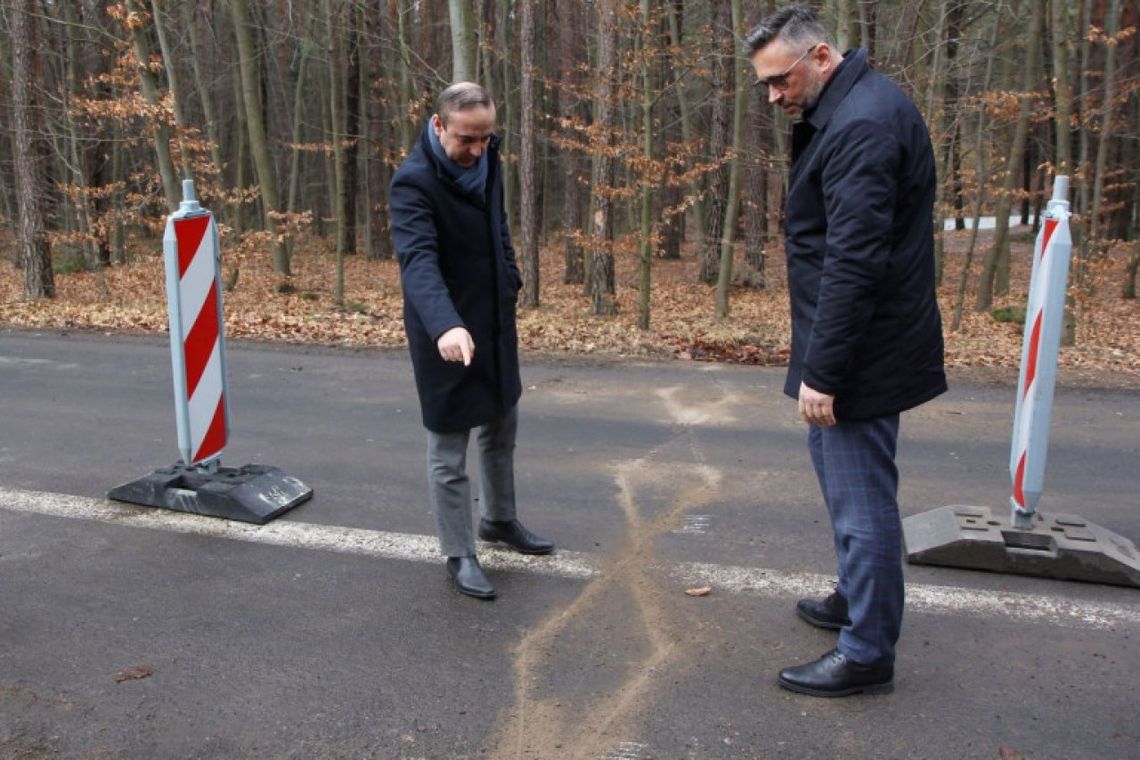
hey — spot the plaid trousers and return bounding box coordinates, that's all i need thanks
[808,414,903,665]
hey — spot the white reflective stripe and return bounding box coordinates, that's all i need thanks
[187,340,224,452]
[179,225,217,332]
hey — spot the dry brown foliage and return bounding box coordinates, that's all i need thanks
[2,228,1137,385]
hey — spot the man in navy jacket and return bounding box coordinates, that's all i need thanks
[746,6,946,695]
[389,82,553,600]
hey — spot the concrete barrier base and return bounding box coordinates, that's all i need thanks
[903,505,1140,588]
[109,462,312,525]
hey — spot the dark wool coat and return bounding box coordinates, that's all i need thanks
[389,124,522,433]
[784,49,947,420]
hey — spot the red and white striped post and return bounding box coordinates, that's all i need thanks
[108,180,311,524]
[902,176,1139,585]
[165,180,229,467]
[1009,176,1072,529]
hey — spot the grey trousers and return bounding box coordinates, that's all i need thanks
[426,405,518,557]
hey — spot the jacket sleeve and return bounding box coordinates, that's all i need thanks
[498,177,522,293]
[389,172,465,340]
[803,118,900,395]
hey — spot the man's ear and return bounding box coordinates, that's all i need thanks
[431,113,443,134]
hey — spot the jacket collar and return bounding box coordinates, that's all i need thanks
[803,48,869,131]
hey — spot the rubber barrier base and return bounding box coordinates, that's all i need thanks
[903,505,1139,588]
[108,462,313,525]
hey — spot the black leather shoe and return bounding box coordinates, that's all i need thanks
[778,648,893,697]
[796,592,850,630]
[477,519,554,555]
[446,556,496,600]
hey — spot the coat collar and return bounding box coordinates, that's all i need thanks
[803,48,869,131]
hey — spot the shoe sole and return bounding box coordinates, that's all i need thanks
[456,589,496,600]
[795,607,848,630]
[451,582,497,600]
[777,676,894,697]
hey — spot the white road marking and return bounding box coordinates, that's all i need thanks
[672,562,1139,630]
[604,741,649,759]
[2,486,1137,630]
[675,514,712,534]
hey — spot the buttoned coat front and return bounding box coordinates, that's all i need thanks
[784,49,947,420]
[389,124,522,433]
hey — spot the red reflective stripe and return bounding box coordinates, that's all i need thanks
[183,285,219,398]
[1039,219,1057,263]
[175,216,211,279]
[193,393,227,462]
[1012,450,1027,508]
[1023,311,1043,401]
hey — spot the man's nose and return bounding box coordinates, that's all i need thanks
[768,87,782,105]
[470,143,484,157]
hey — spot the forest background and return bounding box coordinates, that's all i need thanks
[1,0,1138,384]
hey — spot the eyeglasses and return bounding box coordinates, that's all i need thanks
[754,44,818,92]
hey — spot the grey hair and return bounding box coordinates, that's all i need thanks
[436,82,494,126]
[744,4,830,56]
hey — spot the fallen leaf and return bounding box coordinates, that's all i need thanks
[685,586,712,597]
[115,665,155,683]
[998,747,1026,760]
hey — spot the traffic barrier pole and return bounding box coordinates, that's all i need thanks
[109,181,312,524]
[165,179,229,467]
[901,176,1139,587]
[1009,176,1072,528]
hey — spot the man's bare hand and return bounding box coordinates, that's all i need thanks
[437,326,474,366]
[798,381,836,427]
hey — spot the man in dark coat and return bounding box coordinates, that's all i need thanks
[746,5,947,696]
[389,82,553,600]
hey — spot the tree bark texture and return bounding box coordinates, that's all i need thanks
[8,0,55,297]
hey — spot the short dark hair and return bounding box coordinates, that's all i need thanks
[744,4,829,56]
[436,82,494,126]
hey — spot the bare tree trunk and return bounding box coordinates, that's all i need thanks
[449,0,478,82]
[558,0,585,284]
[186,6,228,213]
[396,0,416,153]
[519,0,539,308]
[924,0,948,285]
[952,5,1001,331]
[497,1,518,235]
[1124,246,1139,299]
[636,0,655,330]
[7,0,54,297]
[859,0,878,60]
[651,5,679,261]
[666,3,705,257]
[833,0,855,51]
[231,0,290,274]
[230,52,249,236]
[743,50,767,287]
[701,0,730,285]
[149,0,191,181]
[324,0,347,304]
[126,0,179,210]
[976,0,1042,311]
[588,0,618,315]
[715,0,747,321]
[1051,0,1078,344]
[287,23,311,225]
[344,9,361,257]
[1088,0,1122,254]
[362,0,392,260]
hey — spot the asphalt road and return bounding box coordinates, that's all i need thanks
[1,329,1138,760]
